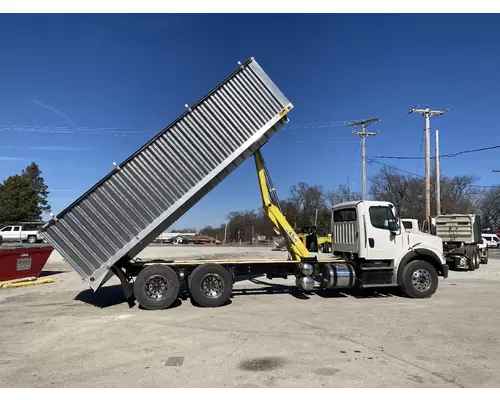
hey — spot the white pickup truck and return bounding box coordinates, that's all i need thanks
[0,224,44,244]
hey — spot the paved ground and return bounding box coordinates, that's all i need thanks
[1,245,500,388]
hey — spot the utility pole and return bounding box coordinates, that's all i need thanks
[409,107,447,225]
[347,117,380,200]
[435,130,441,216]
[224,219,228,244]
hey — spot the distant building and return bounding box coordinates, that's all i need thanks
[155,231,218,244]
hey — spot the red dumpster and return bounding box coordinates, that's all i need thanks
[0,244,54,282]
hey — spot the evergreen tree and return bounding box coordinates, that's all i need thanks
[21,162,51,217]
[0,175,39,225]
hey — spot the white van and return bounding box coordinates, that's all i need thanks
[482,233,500,248]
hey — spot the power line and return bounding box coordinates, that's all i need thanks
[367,157,500,188]
[367,158,424,178]
[0,119,357,138]
[372,144,500,160]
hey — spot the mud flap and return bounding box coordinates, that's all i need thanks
[441,264,449,279]
[110,265,135,308]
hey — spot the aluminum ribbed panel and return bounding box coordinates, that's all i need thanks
[333,222,358,246]
[435,215,474,242]
[40,57,293,286]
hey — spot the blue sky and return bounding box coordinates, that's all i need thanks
[1,13,500,229]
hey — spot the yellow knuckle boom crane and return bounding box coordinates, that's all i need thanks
[253,149,311,261]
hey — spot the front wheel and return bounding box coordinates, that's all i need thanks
[400,260,439,298]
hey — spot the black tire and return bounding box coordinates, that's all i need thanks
[188,263,233,307]
[481,249,489,265]
[400,259,439,299]
[468,248,478,271]
[27,235,37,244]
[322,243,332,253]
[474,248,481,269]
[133,264,179,310]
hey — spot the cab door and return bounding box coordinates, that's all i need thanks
[1,226,15,241]
[364,204,404,261]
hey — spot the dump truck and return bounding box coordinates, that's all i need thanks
[40,57,449,311]
[432,213,487,270]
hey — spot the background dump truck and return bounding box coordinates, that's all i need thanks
[40,57,449,311]
[433,214,487,270]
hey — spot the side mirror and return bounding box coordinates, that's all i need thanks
[389,220,400,235]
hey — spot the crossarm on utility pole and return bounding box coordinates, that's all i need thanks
[254,149,311,261]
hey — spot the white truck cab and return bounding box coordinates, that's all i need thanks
[331,200,447,295]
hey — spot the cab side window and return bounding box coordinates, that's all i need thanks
[369,206,397,231]
[402,221,413,230]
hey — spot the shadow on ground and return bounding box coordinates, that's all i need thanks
[40,270,68,277]
[74,277,402,310]
[75,285,129,308]
[233,278,401,300]
[75,284,184,310]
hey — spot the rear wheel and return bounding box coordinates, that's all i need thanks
[133,264,179,310]
[188,263,233,307]
[468,248,479,271]
[481,248,489,265]
[27,235,37,244]
[474,249,480,269]
[400,260,439,299]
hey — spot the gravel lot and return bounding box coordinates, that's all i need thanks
[1,244,500,388]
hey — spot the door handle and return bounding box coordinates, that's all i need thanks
[369,238,374,248]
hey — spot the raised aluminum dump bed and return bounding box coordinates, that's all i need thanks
[40,57,293,290]
[435,214,481,244]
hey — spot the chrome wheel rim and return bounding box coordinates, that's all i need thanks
[412,269,432,292]
[200,273,225,299]
[145,275,169,301]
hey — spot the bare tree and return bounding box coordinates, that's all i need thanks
[480,186,500,231]
[369,166,480,220]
